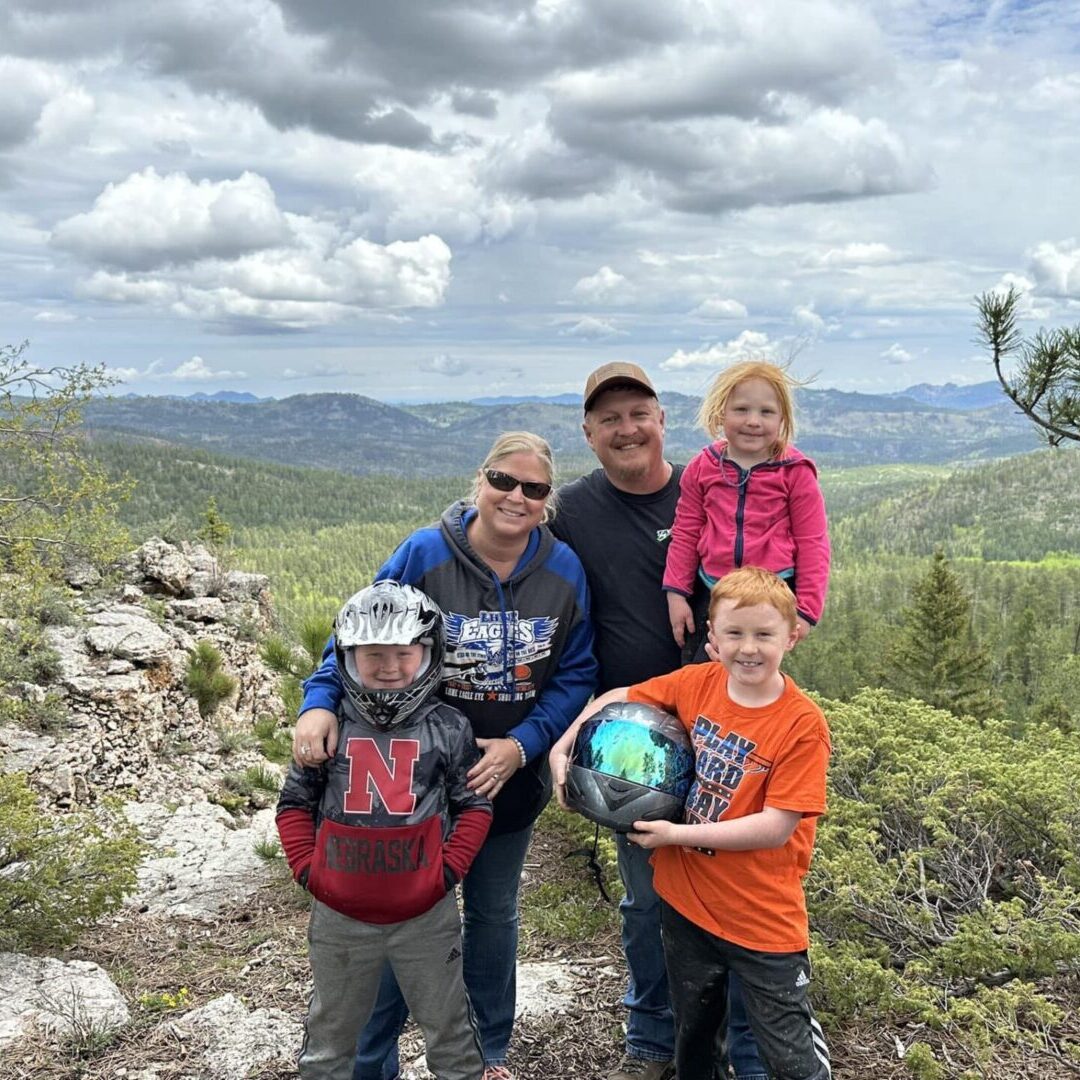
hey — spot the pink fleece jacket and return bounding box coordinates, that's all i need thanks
[662,441,830,625]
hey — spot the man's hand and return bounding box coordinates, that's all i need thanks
[795,616,812,644]
[666,592,695,648]
[627,819,678,849]
[292,708,339,766]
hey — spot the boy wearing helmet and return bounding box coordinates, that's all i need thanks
[277,581,492,1080]
[552,567,831,1080]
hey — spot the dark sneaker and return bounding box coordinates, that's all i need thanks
[606,1056,675,1080]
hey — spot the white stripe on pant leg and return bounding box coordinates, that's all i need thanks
[810,1016,831,1077]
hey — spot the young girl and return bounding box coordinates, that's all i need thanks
[663,360,830,652]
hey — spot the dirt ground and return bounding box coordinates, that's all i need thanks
[2,823,1077,1080]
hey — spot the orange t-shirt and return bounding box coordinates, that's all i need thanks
[628,664,829,952]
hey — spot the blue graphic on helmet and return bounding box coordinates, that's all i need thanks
[575,713,694,798]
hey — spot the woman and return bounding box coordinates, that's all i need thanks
[293,431,597,1080]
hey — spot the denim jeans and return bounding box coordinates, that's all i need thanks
[616,835,766,1078]
[353,824,534,1079]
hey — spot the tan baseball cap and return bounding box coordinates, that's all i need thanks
[582,362,656,412]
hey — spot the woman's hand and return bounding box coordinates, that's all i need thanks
[666,592,695,648]
[292,708,339,766]
[468,737,523,799]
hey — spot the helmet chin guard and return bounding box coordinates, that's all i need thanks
[565,701,694,833]
[334,581,444,728]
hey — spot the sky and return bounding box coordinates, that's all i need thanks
[1,0,1077,403]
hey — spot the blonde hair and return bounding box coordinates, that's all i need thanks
[708,566,797,631]
[470,431,558,523]
[697,360,798,454]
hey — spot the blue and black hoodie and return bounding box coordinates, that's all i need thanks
[301,500,598,835]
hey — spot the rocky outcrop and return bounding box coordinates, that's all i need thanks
[126,802,281,920]
[0,953,130,1049]
[0,539,300,1060]
[3,538,282,808]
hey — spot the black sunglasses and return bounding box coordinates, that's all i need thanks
[483,469,552,500]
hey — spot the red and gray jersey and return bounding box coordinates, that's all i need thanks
[276,697,492,924]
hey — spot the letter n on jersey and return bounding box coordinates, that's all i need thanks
[342,738,421,815]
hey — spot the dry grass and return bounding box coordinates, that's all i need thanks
[2,829,1077,1080]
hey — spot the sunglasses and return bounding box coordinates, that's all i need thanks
[483,469,552,500]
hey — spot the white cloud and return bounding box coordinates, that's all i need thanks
[0,56,66,150]
[691,297,748,319]
[881,343,912,365]
[792,303,826,335]
[60,171,453,329]
[52,169,293,270]
[560,316,623,339]
[571,266,628,303]
[102,356,246,383]
[420,353,469,376]
[172,356,247,381]
[810,242,899,267]
[104,365,142,382]
[282,364,348,379]
[661,330,780,371]
[33,310,77,322]
[1027,240,1080,298]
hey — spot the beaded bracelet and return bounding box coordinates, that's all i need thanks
[508,735,528,767]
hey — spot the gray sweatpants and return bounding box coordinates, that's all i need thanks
[299,895,483,1080]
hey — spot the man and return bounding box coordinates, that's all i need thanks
[549,363,766,1080]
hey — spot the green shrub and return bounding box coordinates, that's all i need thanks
[184,639,236,718]
[0,773,142,950]
[253,713,293,765]
[807,688,1080,1069]
[215,723,255,755]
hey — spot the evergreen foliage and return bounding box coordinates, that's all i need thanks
[829,447,1080,562]
[184,640,236,718]
[0,773,141,950]
[977,286,1080,445]
[0,343,130,580]
[196,495,232,548]
[883,551,1000,723]
[809,689,1080,1072]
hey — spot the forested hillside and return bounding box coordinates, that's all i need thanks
[79,436,1080,733]
[833,446,1080,560]
[8,365,1080,1078]
[82,386,1041,477]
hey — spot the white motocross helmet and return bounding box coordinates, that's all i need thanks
[333,581,444,728]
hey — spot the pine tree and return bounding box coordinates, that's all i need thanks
[1,341,129,578]
[884,550,1001,723]
[976,286,1080,446]
[197,495,232,548]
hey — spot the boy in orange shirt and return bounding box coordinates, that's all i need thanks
[551,566,831,1080]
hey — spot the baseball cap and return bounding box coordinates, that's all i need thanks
[582,362,656,412]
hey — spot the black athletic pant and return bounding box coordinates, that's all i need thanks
[660,901,830,1080]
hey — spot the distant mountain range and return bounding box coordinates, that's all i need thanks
[119,380,1005,412]
[885,381,1005,411]
[82,381,1040,477]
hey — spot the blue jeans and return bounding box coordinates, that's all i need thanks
[616,835,767,1078]
[353,824,534,1079]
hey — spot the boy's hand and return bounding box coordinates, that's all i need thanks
[628,819,678,849]
[292,708,338,766]
[666,592,695,648]
[468,737,521,799]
